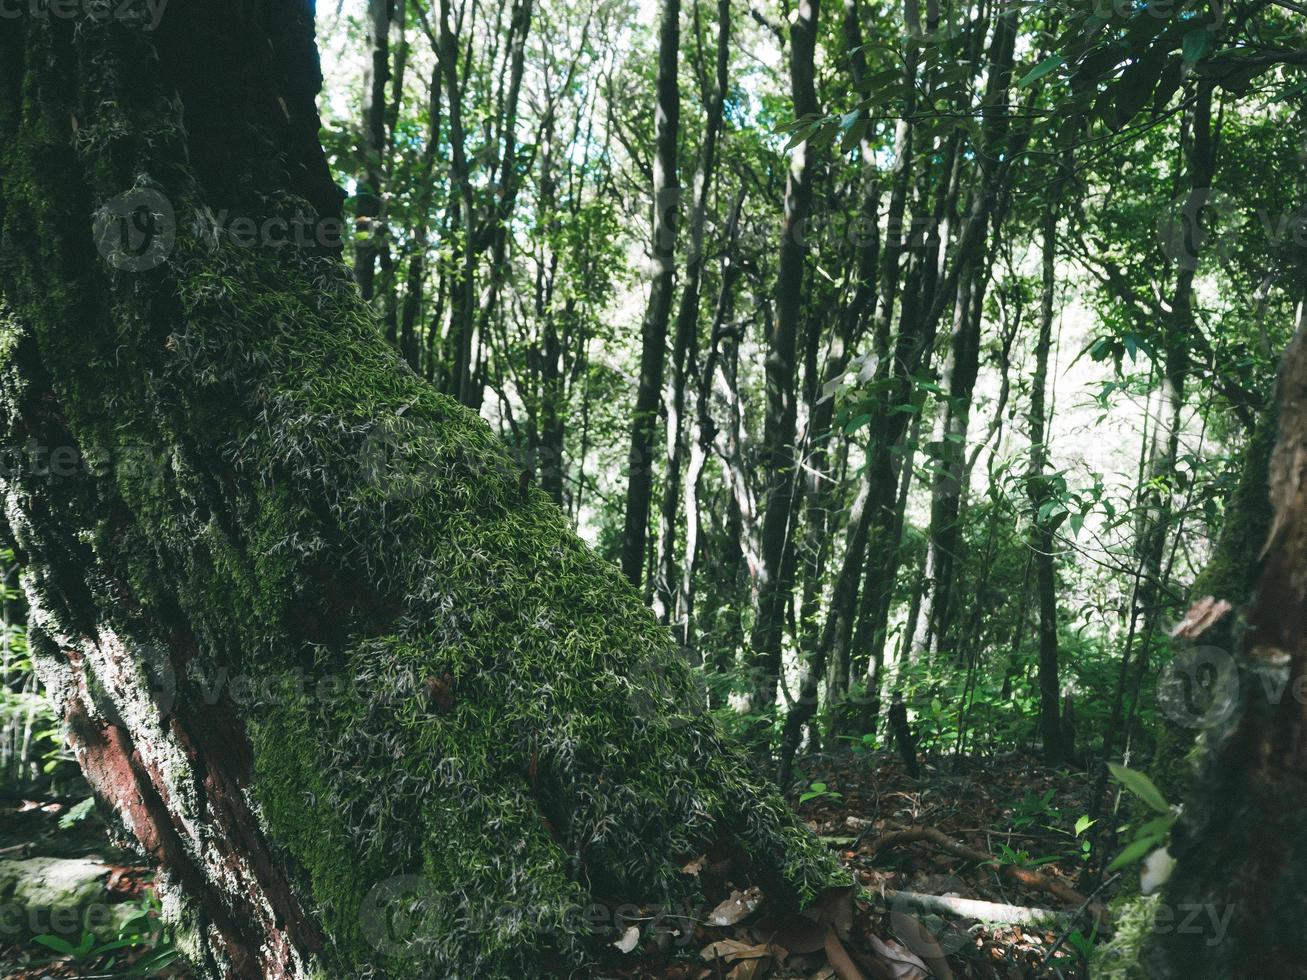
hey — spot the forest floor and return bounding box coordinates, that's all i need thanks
[0,752,1115,978]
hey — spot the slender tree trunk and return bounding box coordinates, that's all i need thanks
[1095,86,1216,808]
[746,0,822,730]
[836,7,1022,733]
[654,0,730,622]
[0,12,837,977]
[1029,180,1063,764]
[398,63,442,372]
[619,0,681,588]
[437,0,479,408]
[468,0,534,413]
[776,0,881,784]
[822,0,920,721]
[356,0,393,306]
[909,262,981,660]
[682,191,745,648]
[1129,85,1214,692]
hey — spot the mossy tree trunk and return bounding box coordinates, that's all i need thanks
[1140,322,1307,977]
[0,9,837,978]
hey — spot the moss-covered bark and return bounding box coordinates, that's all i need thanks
[1139,329,1307,977]
[0,9,840,978]
[1147,404,1275,805]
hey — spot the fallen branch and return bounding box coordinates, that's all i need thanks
[856,825,1105,922]
[872,889,1064,928]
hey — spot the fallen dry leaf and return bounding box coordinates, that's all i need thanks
[755,913,825,954]
[728,957,770,980]
[613,924,641,953]
[699,939,784,963]
[868,935,929,980]
[707,886,764,926]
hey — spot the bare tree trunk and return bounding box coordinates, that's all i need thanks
[1097,85,1216,801]
[655,0,730,622]
[619,0,681,588]
[821,0,920,722]
[398,62,442,371]
[682,191,745,648]
[356,0,394,306]
[437,0,480,407]
[746,0,822,731]
[777,0,881,783]
[1029,178,1063,764]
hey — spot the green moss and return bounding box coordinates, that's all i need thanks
[1149,410,1274,805]
[1091,892,1161,979]
[0,23,843,978]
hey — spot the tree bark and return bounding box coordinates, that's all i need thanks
[746,0,822,729]
[1142,319,1307,977]
[1029,178,1063,765]
[0,10,837,977]
[355,0,394,306]
[620,0,682,589]
[654,0,730,624]
[436,0,480,408]
[398,60,442,372]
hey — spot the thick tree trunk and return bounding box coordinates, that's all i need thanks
[1141,321,1307,977]
[0,11,837,978]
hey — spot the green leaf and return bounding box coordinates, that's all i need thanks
[1075,814,1095,836]
[1107,834,1161,872]
[1273,79,1307,104]
[33,934,77,956]
[844,412,873,434]
[1182,29,1213,65]
[1019,54,1065,88]
[1108,763,1171,814]
[1136,814,1177,838]
[58,795,96,830]
[1111,47,1168,129]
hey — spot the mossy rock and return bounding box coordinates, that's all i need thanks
[0,856,134,943]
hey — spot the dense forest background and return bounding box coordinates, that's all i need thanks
[301,0,1295,778]
[3,0,1306,975]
